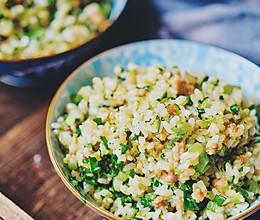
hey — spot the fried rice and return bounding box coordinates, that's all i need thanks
[52,63,260,220]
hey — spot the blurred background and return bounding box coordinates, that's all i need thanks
[0,0,260,219]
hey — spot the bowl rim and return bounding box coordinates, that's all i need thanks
[0,0,128,63]
[46,39,260,220]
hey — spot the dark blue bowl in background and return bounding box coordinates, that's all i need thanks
[0,0,127,87]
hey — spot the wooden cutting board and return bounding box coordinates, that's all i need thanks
[0,193,34,220]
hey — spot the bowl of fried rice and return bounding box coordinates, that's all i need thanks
[46,39,260,220]
[0,0,127,86]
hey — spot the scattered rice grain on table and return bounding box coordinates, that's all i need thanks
[52,63,260,220]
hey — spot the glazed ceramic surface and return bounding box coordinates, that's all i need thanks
[0,0,127,87]
[46,39,260,220]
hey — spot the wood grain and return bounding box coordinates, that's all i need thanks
[0,100,104,219]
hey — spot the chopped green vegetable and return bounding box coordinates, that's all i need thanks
[82,158,89,164]
[186,96,193,106]
[172,65,178,69]
[207,201,217,212]
[152,178,163,187]
[117,171,129,182]
[76,127,81,137]
[199,75,209,90]
[229,176,249,197]
[117,75,126,81]
[213,194,227,206]
[196,152,210,175]
[93,117,102,125]
[171,136,181,142]
[180,184,200,211]
[157,91,168,102]
[100,136,110,150]
[140,196,153,209]
[249,104,255,110]
[248,181,259,193]
[71,93,83,104]
[252,137,260,144]
[130,217,143,220]
[188,143,203,154]
[89,156,101,174]
[160,153,166,159]
[219,95,224,100]
[198,97,208,104]
[230,105,240,114]
[196,108,206,118]
[171,121,192,137]
[223,85,233,94]
[68,160,78,170]
[121,144,129,154]
[132,133,140,141]
[165,142,173,149]
[211,79,219,86]
[130,170,136,178]
[156,115,162,132]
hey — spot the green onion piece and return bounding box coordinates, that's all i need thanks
[100,136,110,150]
[68,160,78,170]
[196,108,206,114]
[198,97,209,104]
[160,153,166,159]
[252,137,260,144]
[213,194,227,206]
[219,95,224,100]
[171,121,191,136]
[172,65,178,69]
[248,181,259,193]
[152,178,163,187]
[249,104,255,110]
[156,115,162,132]
[121,144,129,154]
[200,75,209,90]
[117,171,129,182]
[82,158,89,164]
[71,93,83,104]
[93,117,102,125]
[180,184,200,211]
[230,105,240,114]
[140,196,153,209]
[196,152,210,175]
[207,201,217,212]
[116,161,124,172]
[89,156,101,174]
[130,217,143,220]
[211,79,219,86]
[157,91,167,102]
[186,96,193,106]
[165,142,173,149]
[130,170,136,178]
[84,178,97,185]
[132,133,140,141]
[223,85,233,94]
[75,127,81,137]
[229,176,249,197]
[171,136,181,142]
[188,143,203,154]
[142,85,150,90]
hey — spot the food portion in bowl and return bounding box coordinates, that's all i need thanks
[51,63,260,220]
[0,0,112,59]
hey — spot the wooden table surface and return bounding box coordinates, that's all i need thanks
[0,1,259,219]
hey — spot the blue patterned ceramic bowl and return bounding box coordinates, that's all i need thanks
[46,39,260,220]
[0,0,127,87]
